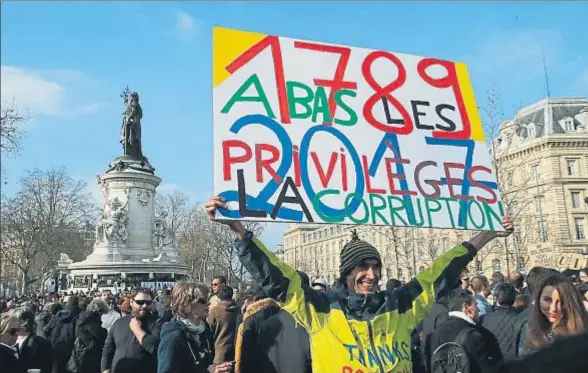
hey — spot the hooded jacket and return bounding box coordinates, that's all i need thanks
[75,310,108,373]
[43,305,81,373]
[234,298,281,373]
[235,231,477,373]
[207,299,240,364]
[157,317,214,373]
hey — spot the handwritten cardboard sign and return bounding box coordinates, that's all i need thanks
[213,26,505,231]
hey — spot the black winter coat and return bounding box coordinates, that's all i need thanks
[257,308,311,373]
[19,334,54,373]
[100,314,163,373]
[157,318,214,373]
[421,300,450,371]
[480,306,524,361]
[43,305,81,373]
[35,312,53,339]
[75,310,107,373]
[0,344,26,373]
[430,316,504,373]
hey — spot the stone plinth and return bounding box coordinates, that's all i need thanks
[68,155,189,290]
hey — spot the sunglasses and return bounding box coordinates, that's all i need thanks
[133,299,153,306]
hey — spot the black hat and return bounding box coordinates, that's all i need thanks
[339,229,382,278]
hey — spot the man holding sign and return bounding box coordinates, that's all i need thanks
[205,195,513,373]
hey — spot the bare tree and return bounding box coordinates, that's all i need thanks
[0,98,28,155]
[155,189,191,245]
[177,206,212,281]
[480,88,554,273]
[0,168,98,293]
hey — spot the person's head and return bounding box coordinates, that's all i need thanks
[491,272,505,285]
[459,271,470,290]
[528,274,588,349]
[0,311,21,346]
[67,295,79,308]
[580,268,588,283]
[576,282,588,303]
[508,272,524,290]
[448,289,478,321]
[120,299,131,315]
[87,298,109,316]
[211,276,226,295]
[526,267,559,296]
[101,290,112,300]
[471,275,490,297]
[386,278,402,291]
[130,288,154,320]
[514,294,530,310]
[50,302,63,315]
[312,278,328,292]
[11,307,35,335]
[493,283,516,307]
[339,230,382,294]
[217,286,234,302]
[171,282,210,323]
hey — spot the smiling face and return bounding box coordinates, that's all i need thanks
[347,259,381,294]
[540,285,563,325]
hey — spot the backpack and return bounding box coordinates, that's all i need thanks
[66,337,95,373]
[430,328,472,373]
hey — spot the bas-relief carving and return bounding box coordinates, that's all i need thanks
[96,188,130,246]
[136,188,151,206]
[153,212,176,252]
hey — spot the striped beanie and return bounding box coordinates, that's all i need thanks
[339,230,382,278]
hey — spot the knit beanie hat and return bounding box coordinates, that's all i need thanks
[339,230,382,278]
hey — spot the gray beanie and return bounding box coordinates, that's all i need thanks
[339,230,382,278]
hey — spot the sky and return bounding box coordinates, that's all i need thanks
[2,1,587,249]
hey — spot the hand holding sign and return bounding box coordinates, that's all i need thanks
[205,196,246,239]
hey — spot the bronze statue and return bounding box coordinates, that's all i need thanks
[120,87,143,158]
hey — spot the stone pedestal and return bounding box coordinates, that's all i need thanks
[68,155,189,291]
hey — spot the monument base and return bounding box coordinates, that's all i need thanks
[67,260,189,293]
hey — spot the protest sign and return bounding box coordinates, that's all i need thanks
[213,26,505,231]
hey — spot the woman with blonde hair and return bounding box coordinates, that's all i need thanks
[157,282,233,373]
[523,274,588,354]
[0,311,26,373]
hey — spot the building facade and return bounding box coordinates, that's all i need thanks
[283,98,588,281]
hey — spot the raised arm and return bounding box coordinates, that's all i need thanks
[396,216,513,326]
[204,196,319,330]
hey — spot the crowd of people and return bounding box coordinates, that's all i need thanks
[1,195,587,373]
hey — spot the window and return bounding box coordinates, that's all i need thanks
[575,218,586,240]
[566,159,578,177]
[492,259,501,272]
[571,191,581,208]
[475,259,483,272]
[507,171,514,186]
[329,227,334,236]
[563,118,574,132]
[517,258,526,272]
[538,220,548,242]
[531,165,540,181]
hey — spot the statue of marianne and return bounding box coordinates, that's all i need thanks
[120,87,143,158]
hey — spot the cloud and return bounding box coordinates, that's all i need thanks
[1,65,106,119]
[174,10,198,41]
[1,65,65,116]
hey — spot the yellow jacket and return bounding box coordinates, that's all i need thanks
[236,231,476,373]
